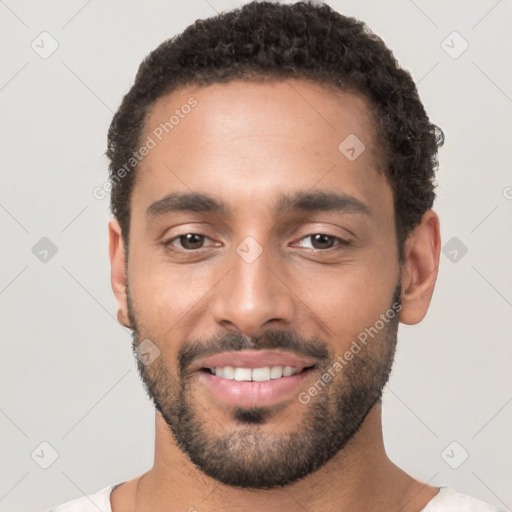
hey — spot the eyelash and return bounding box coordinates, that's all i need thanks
[163,232,351,253]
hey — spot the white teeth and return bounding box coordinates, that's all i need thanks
[283,366,294,377]
[270,366,283,379]
[234,368,252,381]
[222,366,235,379]
[208,365,303,381]
[252,367,271,381]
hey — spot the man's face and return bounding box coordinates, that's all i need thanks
[123,79,402,488]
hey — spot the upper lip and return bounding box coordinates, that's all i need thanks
[190,350,316,372]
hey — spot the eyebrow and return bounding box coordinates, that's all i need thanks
[146,190,371,219]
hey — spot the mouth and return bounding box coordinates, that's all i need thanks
[193,350,317,407]
[200,364,312,381]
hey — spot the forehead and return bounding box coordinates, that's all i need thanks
[142,78,379,159]
[132,78,391,221]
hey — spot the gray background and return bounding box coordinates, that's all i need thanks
[1,1,511,511]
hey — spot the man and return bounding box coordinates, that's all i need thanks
[48,1,506,511]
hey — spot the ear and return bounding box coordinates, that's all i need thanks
[399,209,441,325]
[108,219,131,328]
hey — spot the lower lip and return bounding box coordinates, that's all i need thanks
[197,369,313,407]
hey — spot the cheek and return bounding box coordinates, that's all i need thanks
[297,252,399,341]
[129,256,213,332]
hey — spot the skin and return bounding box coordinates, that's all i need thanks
[108,79,441,511]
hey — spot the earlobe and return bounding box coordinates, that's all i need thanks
[108,219,132,329]
[399,210,441,325]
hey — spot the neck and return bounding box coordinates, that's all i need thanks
[133,403,438,512]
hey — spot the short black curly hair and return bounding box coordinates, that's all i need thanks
[106,0,444,258]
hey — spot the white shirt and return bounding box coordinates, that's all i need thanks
[46,483,508,512]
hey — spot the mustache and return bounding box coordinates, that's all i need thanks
[178,330,332,373]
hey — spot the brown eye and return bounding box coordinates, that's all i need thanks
[310,234,336,250]
[166,233,210,250]
[295,234,349,251]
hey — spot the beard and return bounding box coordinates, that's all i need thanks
[127,283,401,490]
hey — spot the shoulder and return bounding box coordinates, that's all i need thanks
[423,487,509,512]
[45,482,122,512]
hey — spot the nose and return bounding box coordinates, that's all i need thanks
[209,242,296,335]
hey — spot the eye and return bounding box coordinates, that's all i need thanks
[294,233,350,251]
[165,233,213,251]
[163,232,350,253]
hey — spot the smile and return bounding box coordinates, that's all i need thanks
[193,350,317,407]
[205,365,306,381]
